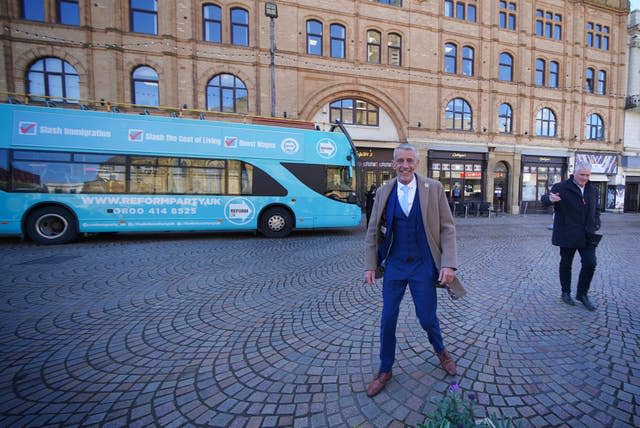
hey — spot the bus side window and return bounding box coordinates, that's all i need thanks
[0,149,8,191]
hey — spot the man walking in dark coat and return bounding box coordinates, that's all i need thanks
[541,160,601,311]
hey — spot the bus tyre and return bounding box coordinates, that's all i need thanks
[260,207,293,238]
[26,206,78,245]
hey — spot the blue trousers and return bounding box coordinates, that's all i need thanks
[379,274,444,374]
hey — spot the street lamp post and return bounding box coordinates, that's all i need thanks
[265,2,278,117]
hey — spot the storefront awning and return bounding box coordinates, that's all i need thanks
[589,174,610,182]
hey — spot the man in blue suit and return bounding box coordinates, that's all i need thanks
[363,143,464,397]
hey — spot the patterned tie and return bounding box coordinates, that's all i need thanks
[399,184,410,215]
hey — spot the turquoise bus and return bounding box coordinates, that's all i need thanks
[0,103,361,244]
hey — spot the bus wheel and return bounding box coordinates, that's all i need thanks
[260,207,293,238]
[26,206,78,245]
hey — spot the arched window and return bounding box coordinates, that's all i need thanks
[498,103,513,134]
[330,24,346,59]
[585,68,595,93]
[549,61,559,88]
[445,98,472,131]
[367,30,381,63]
[462,46,474,76]
[230,7,249,46]
[535,107,556,137]
[130,0,157,35]
[388,33,402,66]
[132,66,159,107]
[329,98,379,126]
[27,57,80,103]
[444,43,457,73]
[206,73,248,113]
[203,4,222,43]
[585,114,604,140]
[597,70,606,95]
[535,59,546,86]
[307,20,323,56]
[498,53,513,81]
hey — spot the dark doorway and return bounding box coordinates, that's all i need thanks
[493,162,509,213]
[625,183,639,212]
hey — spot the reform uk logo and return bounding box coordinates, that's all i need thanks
[18,121,37,136]
[317,138,337,159]
[128,129,144,142]
[224,197,255,225]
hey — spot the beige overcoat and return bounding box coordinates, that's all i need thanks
[364,173,466,297]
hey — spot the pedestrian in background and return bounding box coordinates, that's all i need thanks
[541,160,601,311]
[363,143,464,398]
[365,184,377,226]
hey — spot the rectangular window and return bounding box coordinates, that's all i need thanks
[444,0,454,17]
[535,9,561,41]
[22,0,45,21]
[58,0,80,25]
[131,0,158,35]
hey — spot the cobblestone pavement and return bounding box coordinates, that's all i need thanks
[1,213,639,428]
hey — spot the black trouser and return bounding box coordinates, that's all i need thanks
[559,245,597,297]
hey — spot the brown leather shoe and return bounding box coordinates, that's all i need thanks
[437,350,457,376]
[366,371,392,397]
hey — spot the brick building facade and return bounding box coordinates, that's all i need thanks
[0,0,631,213]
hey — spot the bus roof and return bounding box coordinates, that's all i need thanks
[0,103,353,164]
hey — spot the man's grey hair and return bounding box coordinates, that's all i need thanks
[393,143,418,159]
[574,160,592,173]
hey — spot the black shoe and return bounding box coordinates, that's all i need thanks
[576,294,597,311]
[561,292,576,306]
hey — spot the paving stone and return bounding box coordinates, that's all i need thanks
[1,214,639,426]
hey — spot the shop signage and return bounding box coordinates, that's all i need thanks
[429,150,486,161]
[575,152,617,174]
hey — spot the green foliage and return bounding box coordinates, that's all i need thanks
[417,384,521,428]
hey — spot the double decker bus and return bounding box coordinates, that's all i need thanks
[0,103,361,244]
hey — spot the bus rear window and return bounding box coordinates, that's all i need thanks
[283,162,356,203]
[0,149,8,191]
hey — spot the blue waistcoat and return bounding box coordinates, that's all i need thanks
[382,184,437,281]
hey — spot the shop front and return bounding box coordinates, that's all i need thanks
[622,155,640,213]
[356,147,394,218]
[427,150,487,216]
[576,152,618,212]
[520,155,566,214]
